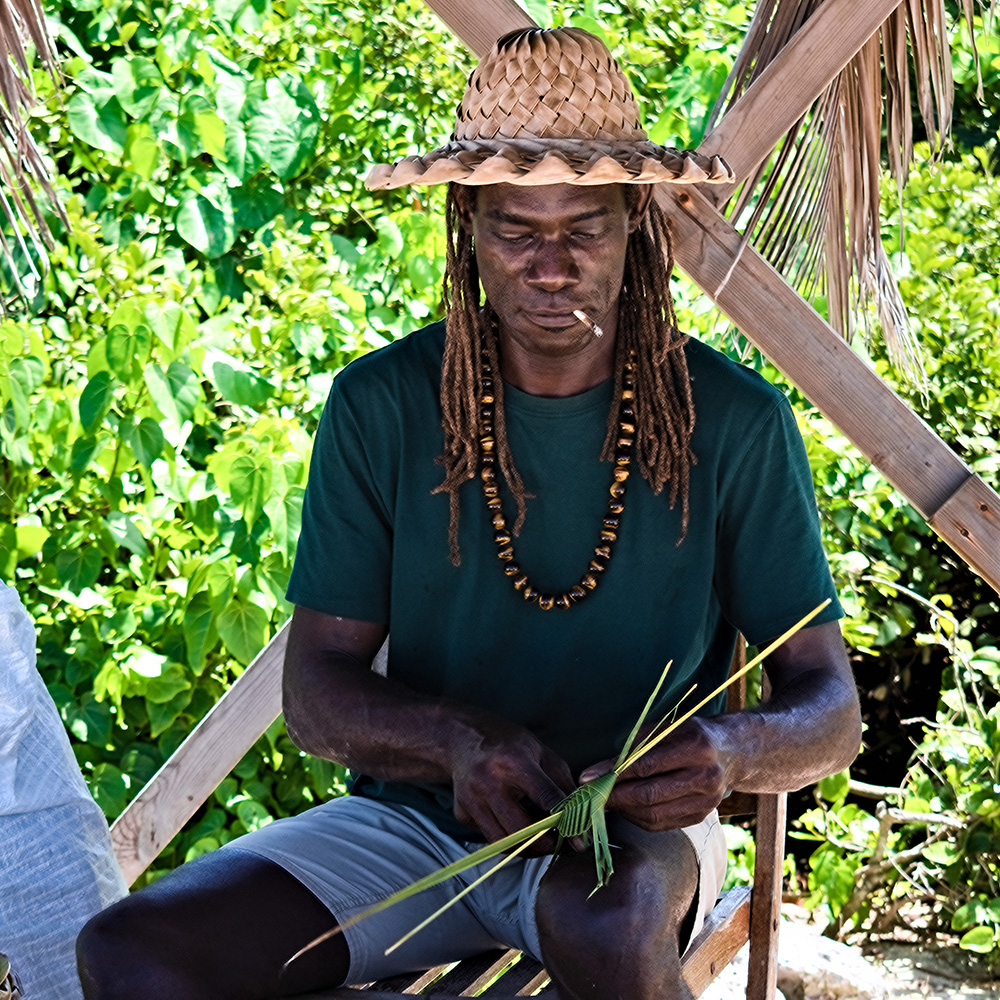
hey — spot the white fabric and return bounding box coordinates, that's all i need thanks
[0,581,127,999]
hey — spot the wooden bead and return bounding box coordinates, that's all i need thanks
[570,585,587,601]
[617,436,633,450]
[523,585,539,602]
[595,544,612,560]
[620,421,636,435]
[603,516,620,530]
[621,388,634,402]
[615,451,630,465]
[504,562,521,576]
[481,465,495,481]
[483,483,499,497]
[538,594,555,611]
[513,574,528,590]
[482,452,496,466]
[555,594,571,609]
[480,394,494,405]
[589,560,605,574]
[600,529,617,543]
[481,377,493,391]
[622,406,634,419]
[494,530,511,545]
[610,482,626,499]
[613,467,629,482]
[497,545,514,560]
[581,574,598,590]
[492,513,506,529]
[487,496,502,510]
[481,436,495,453]
[608,501,625,515]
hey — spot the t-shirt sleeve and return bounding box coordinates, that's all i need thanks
[714,396,843,647]
[285,376,393,622]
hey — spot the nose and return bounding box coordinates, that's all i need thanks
[525,237,580,291]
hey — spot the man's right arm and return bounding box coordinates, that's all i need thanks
[282,605,576,846]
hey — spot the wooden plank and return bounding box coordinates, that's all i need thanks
[659,184,1000,597]
[110,622,289,885]
[746,794,786,1000]
[928,476,1000,589]
[699,0,904,192]
[682,886,752,998]
[422,0,534,57]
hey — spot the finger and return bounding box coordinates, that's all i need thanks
[579,758,616,784]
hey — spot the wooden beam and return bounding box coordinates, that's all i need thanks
[659,184,1000,595]
[423,0,534,56]
[110,623,288,885]
[698,0,904,192]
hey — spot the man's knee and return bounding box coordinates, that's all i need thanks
[535,826,699,996]
[77,896,193,1000]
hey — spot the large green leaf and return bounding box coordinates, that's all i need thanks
[106,323,152,380]
[130,417,166,467]
[55,546,103,593]
[176,182,237,258]
[218,599,268,665]
[960,926,997,953]
[210,360,275,408]
[79,371,115,433]
[67,88,128,156]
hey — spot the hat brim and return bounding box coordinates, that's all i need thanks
[365,137,733,190]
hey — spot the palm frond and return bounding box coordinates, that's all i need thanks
[710,0,988,383]
[0,0,64,308]
[286,600,831,968]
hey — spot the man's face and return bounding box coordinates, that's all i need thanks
[459,183,649,360]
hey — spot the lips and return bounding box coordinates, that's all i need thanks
[526,310,586,329]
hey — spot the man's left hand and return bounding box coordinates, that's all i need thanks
[579,718,729,832]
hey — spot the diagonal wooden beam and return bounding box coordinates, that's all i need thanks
[420,0,1000,595]
[697,0,904,194]
[423,0,534,56]
[659,184,1000,594]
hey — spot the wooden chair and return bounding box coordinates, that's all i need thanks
[110,626,786,999]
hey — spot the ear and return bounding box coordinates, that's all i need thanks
[452,185,476,233]
[626,186,653,234]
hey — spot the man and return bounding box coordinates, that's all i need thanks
[78,27,861,1000]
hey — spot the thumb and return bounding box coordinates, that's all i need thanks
[579,760,615,784]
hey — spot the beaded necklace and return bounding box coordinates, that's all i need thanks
[478,348,636,610]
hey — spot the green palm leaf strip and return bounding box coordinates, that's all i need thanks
[286,598,830,967]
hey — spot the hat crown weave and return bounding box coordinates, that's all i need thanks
[454,28,647,144]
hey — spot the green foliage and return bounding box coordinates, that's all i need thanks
[2,1,996,954]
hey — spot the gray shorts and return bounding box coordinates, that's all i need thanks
[223,796,727,985]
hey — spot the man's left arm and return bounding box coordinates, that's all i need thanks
[582,619,861,832]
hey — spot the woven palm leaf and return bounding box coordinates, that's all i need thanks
[0,0,64,309]
[0,954,24,1000]
[709,0,993,380]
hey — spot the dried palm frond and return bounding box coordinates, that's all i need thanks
[709,0,991,382]
[286,599,831,968]
[0,0,64,309]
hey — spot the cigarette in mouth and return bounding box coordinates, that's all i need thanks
[573,309,603,338]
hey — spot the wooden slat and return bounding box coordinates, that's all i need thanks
[682,886,752,998]
[110,622,289,885]
[659,184,1000,596]
[746,794,786,1000]
[698,0,904,193]
[423,0,534,56]
[928,476,1000,588]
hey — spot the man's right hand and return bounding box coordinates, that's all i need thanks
[447,715,576,848]
[283,606,575,851]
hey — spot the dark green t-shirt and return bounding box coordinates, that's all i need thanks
[287,321,842,838]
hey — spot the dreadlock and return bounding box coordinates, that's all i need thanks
[435,183,696,566]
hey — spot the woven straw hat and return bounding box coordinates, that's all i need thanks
[366,27,733,189]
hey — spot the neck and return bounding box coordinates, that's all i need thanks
[498,327,619,397]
